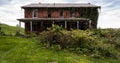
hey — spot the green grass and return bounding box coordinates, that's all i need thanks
[0,36,120,63]
[0,36,89,63]
[0,24,24,35]
[0,24,120,63]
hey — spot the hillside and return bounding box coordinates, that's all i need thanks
[0,24,120,63]
[0,24,24,35]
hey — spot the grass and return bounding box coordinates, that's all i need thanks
[0,36,91,63]
[0,24,24,35]
[0,36,120,63]
[0,24,120,63]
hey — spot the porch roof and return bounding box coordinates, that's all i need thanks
[17,18,90,22]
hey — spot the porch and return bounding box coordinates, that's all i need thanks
[17,18,92,33]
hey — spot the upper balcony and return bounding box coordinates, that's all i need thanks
[24,7,99,19]
[23,3,100,19]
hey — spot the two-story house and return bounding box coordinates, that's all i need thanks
[17,3,100,33]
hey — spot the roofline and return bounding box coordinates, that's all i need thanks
[21,3,101,9]
[22,6,101,9]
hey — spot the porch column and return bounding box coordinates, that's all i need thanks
[40,21,43,31]
[19,21,21,33]
[65,21,67,29]
[30,21,32,32]
[77,21,79,29]
[52,21,55,24]
[89,20,92,28]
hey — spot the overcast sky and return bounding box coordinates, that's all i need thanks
[0,0,120,28]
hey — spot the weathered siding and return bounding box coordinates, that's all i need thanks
[51,10,60,18]
[25,22,30,33]
[25,9,32,18]
[74,11,80,18]
[63,10,70,18]
[24,7,99,32]
[38,9,48,18]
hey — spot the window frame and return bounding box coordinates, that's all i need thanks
[60,10,63,17]
[33,9,38,18]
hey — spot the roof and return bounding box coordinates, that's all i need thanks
[17,18,90,22]
[22,3,100,8]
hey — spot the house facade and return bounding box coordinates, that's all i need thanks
[17,3,100,33]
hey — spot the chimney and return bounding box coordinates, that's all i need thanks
[88,3,90,4]
[39,2,41,4]
[54,3,55,6]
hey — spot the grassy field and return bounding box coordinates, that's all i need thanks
[0,24,24,35]
[0,36,120,63]
[0,24,120,63]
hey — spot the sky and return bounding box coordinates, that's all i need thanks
[0,0,120,28]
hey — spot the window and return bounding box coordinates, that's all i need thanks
[33,9,38,18]
[60,10,63,17]
[70,8,75,17]
[80,9,83,17]
[48,11,51,18]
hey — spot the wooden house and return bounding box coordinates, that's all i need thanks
[17,3,100,33]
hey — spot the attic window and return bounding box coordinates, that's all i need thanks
[33,9,38,18]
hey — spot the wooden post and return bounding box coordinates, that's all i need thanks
[40,21,43,31]
[19,21,21,33]
[89,20,92,29]
[65,21,67,29]
[30,21,32,32]
[52,21,55,24]
[77,21,79,29]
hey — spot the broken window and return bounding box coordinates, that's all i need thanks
[60,10,63,17]
[70,8,75,17]
[33,9,38,18]
[48,10,51,18]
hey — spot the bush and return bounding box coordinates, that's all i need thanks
[38,27,120,59]
[38,24,62,48]
[0,26,5,36]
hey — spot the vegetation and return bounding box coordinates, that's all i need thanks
[0,24,120,63]
[0,24,24,35]
[38,25,120,59]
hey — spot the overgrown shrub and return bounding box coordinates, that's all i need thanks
[38,26,120,59]
[38,24,63,48]
[0,26,5,36]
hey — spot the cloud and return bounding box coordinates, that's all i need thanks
[0,0,120,28]
[0,0,12,5]
[93,0,120,28]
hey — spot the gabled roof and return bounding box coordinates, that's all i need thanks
[22,3,101,8]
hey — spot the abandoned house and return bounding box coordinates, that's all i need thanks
[17,3,101,33]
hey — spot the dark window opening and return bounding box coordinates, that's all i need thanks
[80,13,83,17]
[80,9,84,17]
[60,10,63,17]
[48,11,51,18]
[70,8,75,17]
[33,9,38,18]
